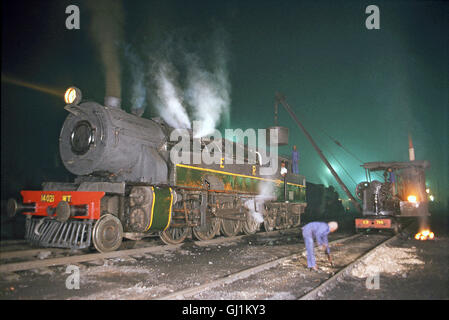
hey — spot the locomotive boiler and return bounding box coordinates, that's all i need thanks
[7,88,307,252]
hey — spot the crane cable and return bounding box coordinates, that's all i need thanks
[320,129,385,181]
[281,104,360,187]
[320,131,365,164]
[316,135,358,188]
[279,99,380,186]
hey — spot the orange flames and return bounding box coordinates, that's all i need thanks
[414,229,435,241]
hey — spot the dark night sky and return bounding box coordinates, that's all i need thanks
[1,0,448,210]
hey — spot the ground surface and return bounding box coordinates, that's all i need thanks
[318,215,449,300]
[0,214,447,300]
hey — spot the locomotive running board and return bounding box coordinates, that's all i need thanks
[25,218,93,250]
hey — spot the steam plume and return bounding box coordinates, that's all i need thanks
[244,182,276,223]
[185,47,231,138]
[149,30,231,136]
[124,45,146,113]
[153,62,191,129]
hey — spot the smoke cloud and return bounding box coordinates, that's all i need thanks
[87,0,124,99]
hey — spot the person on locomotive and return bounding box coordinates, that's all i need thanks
[280,160,288,176]
[280,161,288,201]
[302,221,338,271]
[387,167,396,195]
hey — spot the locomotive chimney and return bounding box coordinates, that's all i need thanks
[104,96,121,109]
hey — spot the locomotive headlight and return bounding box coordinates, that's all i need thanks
[407,195,417,203]
[64,87,82,105]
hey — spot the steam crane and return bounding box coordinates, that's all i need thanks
[273,93,362,213]
[272,94,431,235]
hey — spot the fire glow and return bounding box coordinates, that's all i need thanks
[414,229,435,241]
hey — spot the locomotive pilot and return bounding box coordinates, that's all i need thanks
[302,221,338,271]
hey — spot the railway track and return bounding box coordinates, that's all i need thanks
[298,228,409,300]
[156,225,416,300]
[0,228,295,274]
[156,233,363,300]
[1,226,412,300]
[0,248,67,260]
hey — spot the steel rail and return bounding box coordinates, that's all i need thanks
[0,248,67,260]
[0,243,182,274]
[156,233,362,300]
[0,228,300,273]
[299,224,415,300]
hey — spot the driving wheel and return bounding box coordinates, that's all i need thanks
[160,227,190,244]
[193,216,220,241]
[220,218,242,237]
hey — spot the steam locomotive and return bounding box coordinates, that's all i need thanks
[7,88,307,252]
[354,160,430,233]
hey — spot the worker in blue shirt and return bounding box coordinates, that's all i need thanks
[302,221,338,271]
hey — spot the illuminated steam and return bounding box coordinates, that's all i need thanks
[86,0,124,99]
[153,62,191,129]
[244,182,276,223]
[185,47,231,138]
[149,32,231,136]
[87,0,231,134]
[124,45,146,113]
[244,199,265,224]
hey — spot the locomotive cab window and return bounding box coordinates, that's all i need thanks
[70,120,95,155]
